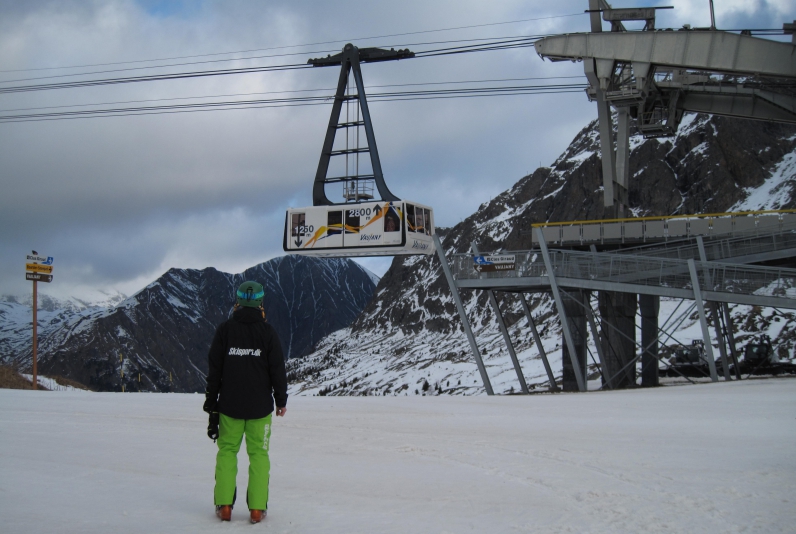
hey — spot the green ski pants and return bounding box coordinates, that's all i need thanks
[214,413,272,510]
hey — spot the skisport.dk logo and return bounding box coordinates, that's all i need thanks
[228,348,262,357]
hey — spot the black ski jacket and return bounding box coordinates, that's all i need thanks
[205,306,288,420]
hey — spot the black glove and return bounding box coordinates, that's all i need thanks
[203,391,218,414]
[207,411,220,442]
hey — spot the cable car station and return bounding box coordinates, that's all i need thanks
[285,1,796,395]
[434,1,796,395]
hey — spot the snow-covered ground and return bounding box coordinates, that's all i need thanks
[19,373,84,391]
[2,380,795,533]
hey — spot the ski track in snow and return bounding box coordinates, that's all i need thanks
[1,381,795,533]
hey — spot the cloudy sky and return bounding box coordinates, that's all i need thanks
[2,0,794,302]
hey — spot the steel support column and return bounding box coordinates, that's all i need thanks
[639,294,660,387]
[584,300,612,389]
[687,259,720,382]
[599,291,637,388]
[473,241,529,394]
[722,303,743,380]
[583,0,630,218]
[520,295,559,392]
[615,107,630,213]
[536,228,587,392]
[710,302,732,380]
[433,234,493,395]
[588,0,603,32]
[586,58,618,215]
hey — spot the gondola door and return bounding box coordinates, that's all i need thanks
[287,208,344,250]
[382,202,403,246]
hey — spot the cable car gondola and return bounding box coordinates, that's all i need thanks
[283,43,434,257]
[285,200,433,256]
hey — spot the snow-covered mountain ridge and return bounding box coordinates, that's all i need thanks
[287,114,796,396]
[1,256,377,392]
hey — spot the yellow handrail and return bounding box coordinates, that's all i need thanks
[530,209,796,228]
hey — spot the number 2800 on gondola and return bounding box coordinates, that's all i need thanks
[284,201,434,257]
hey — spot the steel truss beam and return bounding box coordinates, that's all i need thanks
[537,228,587,392]
[472,243,529,394]
[520,295,559,392]
[310,44,411,206]
[433,235,494,395]
[688,259,719,382]
[697,237,733,381]
[583,297,612,389]
[535,32,796,79]
[677,85,796,124]
[559,287,702,388]
[455,276,796,310]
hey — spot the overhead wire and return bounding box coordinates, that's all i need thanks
[0,83,589,123]
[0,12,585,73]
[0,62,314,94]
[0,49,341,84]
[0,76,586,113]
[0,22,585,123]
[0,34,551,83]
[0,36,546,95]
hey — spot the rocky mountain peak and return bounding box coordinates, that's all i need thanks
[1,256,377,392]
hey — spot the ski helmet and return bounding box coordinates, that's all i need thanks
[236,281,265,308]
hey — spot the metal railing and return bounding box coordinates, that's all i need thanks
[530,210,796,245]
[453,248,796,302]
[619,223,796,262]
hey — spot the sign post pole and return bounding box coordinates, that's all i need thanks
[32,279,37,390]
[26,251,53,391]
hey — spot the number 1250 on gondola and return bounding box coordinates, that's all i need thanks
[284,201,434,257]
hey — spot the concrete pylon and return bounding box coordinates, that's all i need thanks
[599,291,637,388]
[560,290,588,391]
[639,294,660,387]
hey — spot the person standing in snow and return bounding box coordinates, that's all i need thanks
[203,281,288,524]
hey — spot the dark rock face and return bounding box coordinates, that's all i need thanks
[666,117,796,213]
[21,256,375,392]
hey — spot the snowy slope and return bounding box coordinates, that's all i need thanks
[0,300,110,362]
[288,115,796,396]
[2,380,795,533]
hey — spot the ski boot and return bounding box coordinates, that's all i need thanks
[250,510,266,524]
[215,505,232,521]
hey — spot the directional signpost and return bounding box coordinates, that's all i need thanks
[25,273,53,283]
[473,254,517,273]
[26,263,53,274]
[26,252,54,390]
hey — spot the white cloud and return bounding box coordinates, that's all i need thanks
[2,0,794,302]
